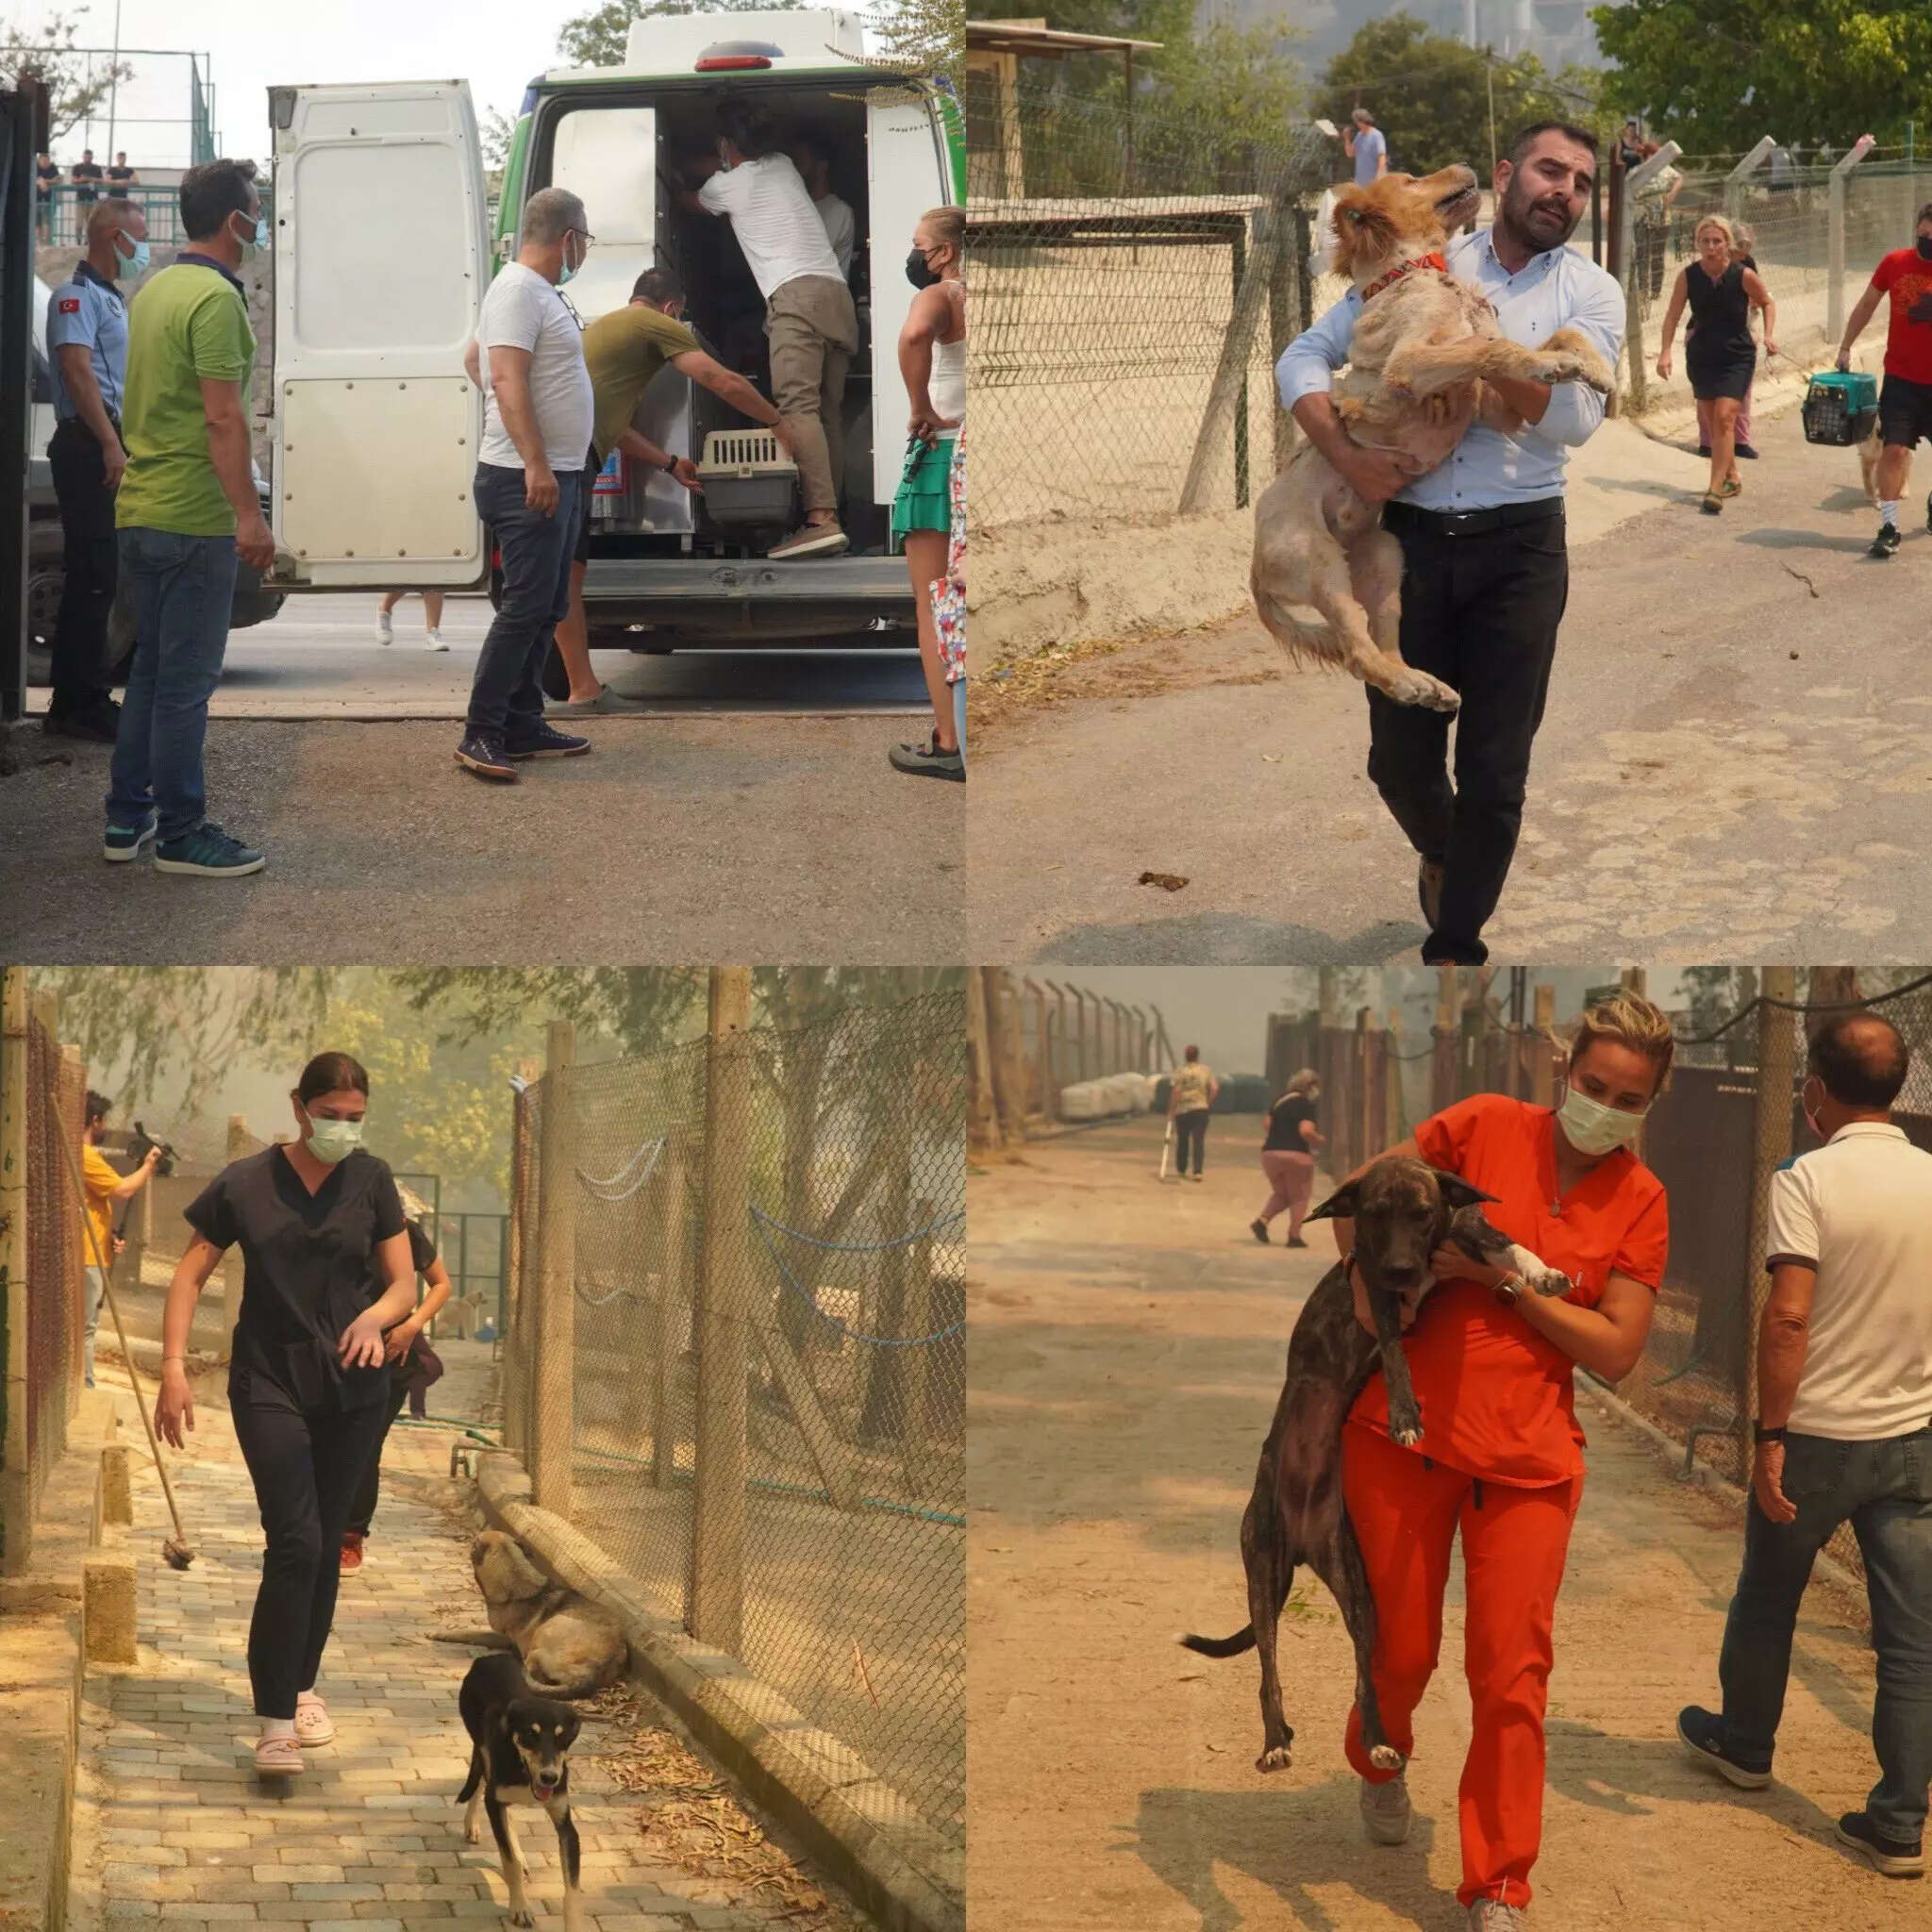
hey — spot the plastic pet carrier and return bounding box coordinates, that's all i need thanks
[1801,370,1879,447]
[696,428,798,528]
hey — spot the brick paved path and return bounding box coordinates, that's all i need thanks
[79,1392,820,1932]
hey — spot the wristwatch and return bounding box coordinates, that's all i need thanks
[1491,1273,1524,1308]
[1754,1424,1788,1444]
[661,455,679,475]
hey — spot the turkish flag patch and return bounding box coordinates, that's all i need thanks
[58,297,80,313]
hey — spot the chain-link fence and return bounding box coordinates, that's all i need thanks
[1618,150,1932,407]
[966,74,1333,532]
[505,989,965,1858]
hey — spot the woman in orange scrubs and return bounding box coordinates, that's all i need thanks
[1326,991,1675,1932]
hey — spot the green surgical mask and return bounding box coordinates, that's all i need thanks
[305,1117,363,1165]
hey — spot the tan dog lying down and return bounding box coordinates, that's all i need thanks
[1253,164,1615,711]
[432,1529,628,1698]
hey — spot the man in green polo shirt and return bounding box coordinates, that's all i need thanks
[108,155,276,877]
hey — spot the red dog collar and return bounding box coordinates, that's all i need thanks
[1361,252,1448,302]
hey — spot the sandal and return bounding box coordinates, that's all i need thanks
[293,1696,336,1745]
[1719,475,1742,499]
[254,1734,306,1774]
[1700,492,1724,515]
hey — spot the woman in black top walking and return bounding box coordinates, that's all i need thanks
[1251,1068,1327,1247]
[1656,214,1776,515]
[154,1052,419,1775]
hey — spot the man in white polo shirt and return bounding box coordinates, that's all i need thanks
[1677,1009,1932,1878]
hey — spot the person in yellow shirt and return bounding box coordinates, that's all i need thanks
[80,1091,161,1387]
[1166,1046,1222,1182]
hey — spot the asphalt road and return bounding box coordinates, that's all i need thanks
[3,596,959,963]
[968,402,1932,965]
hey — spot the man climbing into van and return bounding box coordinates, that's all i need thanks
[687,102,858,560]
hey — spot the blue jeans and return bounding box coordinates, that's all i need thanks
[83,1264,105,1389]
[467,464,583,740]
[1718,1423,1932,1840]
[108,527,239,841]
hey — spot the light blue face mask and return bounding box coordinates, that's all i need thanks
[558,231,583,287]
[230,208,269,258]
[115,232,150,279]
[304,1115,364,1165]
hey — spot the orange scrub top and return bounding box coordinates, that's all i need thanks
[1347,1092,1670,1488]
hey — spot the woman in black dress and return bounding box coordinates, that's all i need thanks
[1656,214,1776,515]
[154,1052,419,1774]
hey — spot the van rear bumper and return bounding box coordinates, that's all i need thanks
[577,553,917,643]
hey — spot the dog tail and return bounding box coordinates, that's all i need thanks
[1176,1624,1257,1658]
[1249,576,1336,670]
[431,1629,518,1650]
[457,1745,484,1805]
[525,1655,625,1701]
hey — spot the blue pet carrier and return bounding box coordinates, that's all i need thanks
[1801,370,1879,447]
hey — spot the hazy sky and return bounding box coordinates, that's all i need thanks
[44,0,635,162]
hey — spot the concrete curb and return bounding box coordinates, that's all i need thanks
[474,1453,964,1932]
[1574,1374,1867,1602]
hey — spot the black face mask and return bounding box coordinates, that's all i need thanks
[906,248,941,290]
[1918,236,1932,261]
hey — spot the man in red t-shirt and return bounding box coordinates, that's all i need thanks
[1836,200,1932,558]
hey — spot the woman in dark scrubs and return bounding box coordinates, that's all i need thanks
[153,1052,418,1774]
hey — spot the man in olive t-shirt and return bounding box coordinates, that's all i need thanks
[108,157,276,879]
[1167,1045,1221,1182]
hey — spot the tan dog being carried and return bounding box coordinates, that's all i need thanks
[1252,165,1615,711]
[433,1529,628,1699]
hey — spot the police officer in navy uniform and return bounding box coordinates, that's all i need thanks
[44,195,149,741]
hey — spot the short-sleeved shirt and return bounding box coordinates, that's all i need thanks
[698,155,846,302]
[186,1146,408,1412]
[1870,248,1932,386]
[1169,1063,1216,1113]
[71,160,103,203]
[581,302,702,463]
[1352,126,1387,187]
[47,260,128,421]
[81,1142,121,1268]
[106,165,137,189]
[36,161,58,196]
[115,256,256,536]
[815,192,856,276]
[1265,1094,1318,1155]
[477,261,595,473]
[1767,1122,1932,1440]
[1348,1093,1670,1487]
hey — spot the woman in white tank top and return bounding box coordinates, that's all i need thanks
[890,207,968,781]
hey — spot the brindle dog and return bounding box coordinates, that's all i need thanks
[1180,1156,1572,1774]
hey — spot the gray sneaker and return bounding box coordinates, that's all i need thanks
[1469,1901,1528,1931]
[1359,1773,1411,1845]
[548,685,649,715]
[769,521,849,560]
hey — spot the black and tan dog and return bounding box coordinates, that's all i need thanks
[458,1652,587,1932]
[1181,1156,1571,1774]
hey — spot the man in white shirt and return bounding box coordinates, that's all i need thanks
[1678,1010,1932,1878]
[689,103,858,559]
[1276,121,1624,968]
[457,186,597,782]
[791,131,856,278]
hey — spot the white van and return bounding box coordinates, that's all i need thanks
[265,9,963,660]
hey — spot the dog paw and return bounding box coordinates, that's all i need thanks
[507,1912,534,1929]
[464,1821,481,1844]
[1369,1742,1407,1772]
[1390,1423,1424,1448]
[1388,671,1460,712]
[1257,1742,1294,1773]
[1528,1266,1573,1298]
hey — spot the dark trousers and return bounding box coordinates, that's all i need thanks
[466,463,582,741]
[230,1374,391,1719]
[1174,1108,1209,1176]
[344,1378,410,1537]
[48,417,119,715]
[1367,508,1569,963]
[1717,1424,1932,1843]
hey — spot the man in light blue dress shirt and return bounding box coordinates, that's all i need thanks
[1275,121,1624,966]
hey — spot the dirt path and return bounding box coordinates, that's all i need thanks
[966,401,1932,963]
[966,1118,1893,1931]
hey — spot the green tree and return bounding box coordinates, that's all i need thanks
[0,8,133,143]
[556,0,804,70]
[1317,13,1603,176]
[1591,0,1932,153]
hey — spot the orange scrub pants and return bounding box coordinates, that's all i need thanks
[1341,1420,1583,1910]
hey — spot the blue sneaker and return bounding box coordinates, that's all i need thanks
[1676,1706,1771,1789]
[103,814,158,863]
[154,821,266,877]
[455,732,518,781]
[504,723,591,760]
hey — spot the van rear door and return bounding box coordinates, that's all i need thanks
[865,92,948,506]
[269,80,491,588]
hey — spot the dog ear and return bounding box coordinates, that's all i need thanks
[1306,1178,1359,1222]
[1431,1171,1498,1210]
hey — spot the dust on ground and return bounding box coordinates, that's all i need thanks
[967,1117,1891,1932]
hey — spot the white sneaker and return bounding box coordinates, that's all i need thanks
[374,610,393,644]
[424,627,448,653]
[1469,1901,1528,1930]
[1359,1772,1411,1845]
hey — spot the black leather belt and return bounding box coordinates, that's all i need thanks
[1384,496,1564,538]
